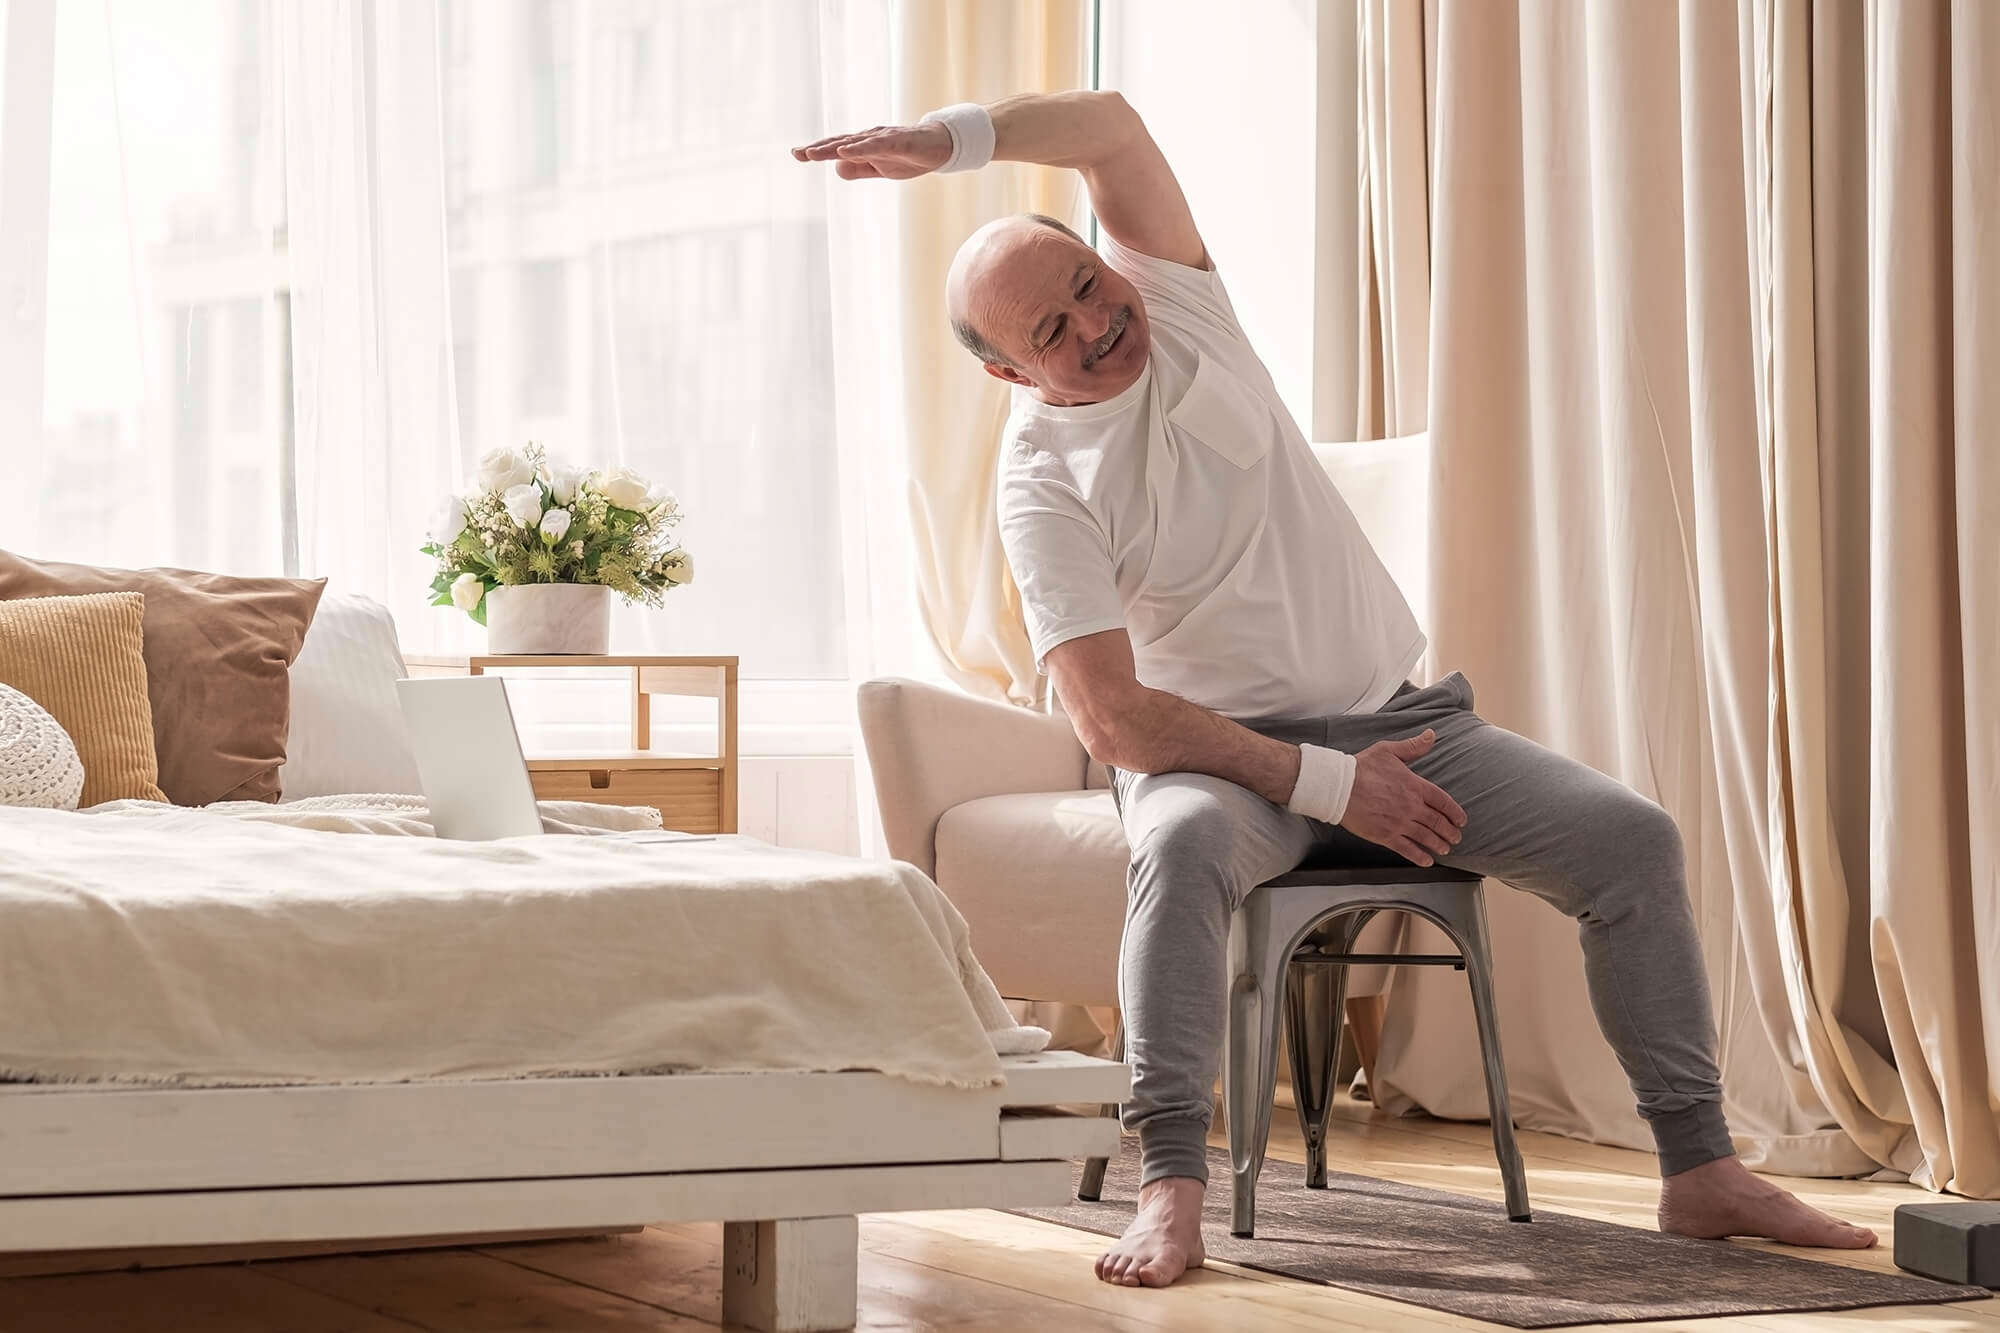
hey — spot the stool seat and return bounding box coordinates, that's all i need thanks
[1077,862,1532,1238]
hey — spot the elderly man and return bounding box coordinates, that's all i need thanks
[794,91,1876,1288]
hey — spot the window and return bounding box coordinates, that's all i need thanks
[24,0,286,575]
[437,0,844,676]
[14,0,849,680]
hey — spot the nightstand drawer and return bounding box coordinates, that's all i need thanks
[529,767,724,833]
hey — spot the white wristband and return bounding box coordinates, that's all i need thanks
[1285,744,1358,825]
[918,101,996,174]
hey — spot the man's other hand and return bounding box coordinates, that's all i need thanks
[1339,730,1468,867]
[791,124,952,180]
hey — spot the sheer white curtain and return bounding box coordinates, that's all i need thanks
[280,0,888,681]
[11,0,289,577]
[11,0,936,764]
[280,0,457,640]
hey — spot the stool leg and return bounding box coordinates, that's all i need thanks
[1226,909,1290,1238]
[1440,890,1532,1222]
[1077,1012,1125,1201]
[1285,916,1360,1189]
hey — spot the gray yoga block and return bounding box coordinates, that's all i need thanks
[1894,1202,2000,1287]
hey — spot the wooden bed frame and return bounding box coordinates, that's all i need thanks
[0,1049,1127,1331]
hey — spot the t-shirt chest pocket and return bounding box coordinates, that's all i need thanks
[1166,351,1277,470]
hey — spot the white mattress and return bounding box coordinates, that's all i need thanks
[0,798,1044,1089]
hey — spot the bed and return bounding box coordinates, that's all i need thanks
[0,593,1128,1331]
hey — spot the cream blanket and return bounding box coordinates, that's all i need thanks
[0,798,1047,1089]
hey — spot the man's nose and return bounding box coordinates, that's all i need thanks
[1074,303,1111,347]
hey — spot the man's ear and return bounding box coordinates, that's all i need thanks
[983,361,1034,388]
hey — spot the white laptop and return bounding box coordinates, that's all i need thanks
[395,676,544,840]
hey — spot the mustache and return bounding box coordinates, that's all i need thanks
[1082,306,1132,369]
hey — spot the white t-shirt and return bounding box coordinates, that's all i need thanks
[997,236,1424,723]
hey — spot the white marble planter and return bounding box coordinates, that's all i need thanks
[484,584,612,655]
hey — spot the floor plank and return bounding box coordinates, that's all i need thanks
[479,1224,1154,1331]
[0,1263,420,1332]
[254,1248,708,1330]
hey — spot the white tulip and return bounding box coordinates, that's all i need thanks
[502,483,545,529]
[449,572,485,612]
[539,507,572,543]
[476,447,536,493]
[662,549,693,585]
[429,494,468,545]
[545,464,584,506]
[598,466,653,511]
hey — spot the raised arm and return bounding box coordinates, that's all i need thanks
[792,90,1205,269]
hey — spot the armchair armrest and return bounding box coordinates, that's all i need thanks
[857,677,1090,878]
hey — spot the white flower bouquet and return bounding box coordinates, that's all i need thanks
[423,445,693,625]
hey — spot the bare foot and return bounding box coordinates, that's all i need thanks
[1659,1156,1877,1249]
[1095,1175,1207,1287]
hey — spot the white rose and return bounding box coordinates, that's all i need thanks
[662,549,693,585]
[539,507,572,543]
[545,464,584,506]
[502,483,545,529]
[598,466,653,511]
[449,572,485,612]
[429,494,468,545]
[643,485,679,519]
[476,447,536,493]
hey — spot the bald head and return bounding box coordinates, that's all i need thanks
[944,213,1149,407]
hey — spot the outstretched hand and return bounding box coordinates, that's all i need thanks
[791,123,952,180]
[1338,730,1469,867]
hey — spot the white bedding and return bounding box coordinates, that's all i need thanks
[0,798,1047,1090]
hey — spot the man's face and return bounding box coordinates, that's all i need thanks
[970,225,1150,406]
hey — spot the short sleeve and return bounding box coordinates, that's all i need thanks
[998,463,1126,672]
[1099,233,1245,340]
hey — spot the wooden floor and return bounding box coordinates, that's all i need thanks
[5,1094,1996,1332]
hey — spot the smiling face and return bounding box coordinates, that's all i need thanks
[946,216,1150,406]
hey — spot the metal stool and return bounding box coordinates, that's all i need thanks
[1078,863,1532,1236]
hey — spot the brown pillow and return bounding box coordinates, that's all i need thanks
[0,551,325,805]
[0,592,169,806]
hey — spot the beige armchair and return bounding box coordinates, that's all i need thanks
[857,678,1128,1010]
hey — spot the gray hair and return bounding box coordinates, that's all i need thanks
[951,213,1088,368]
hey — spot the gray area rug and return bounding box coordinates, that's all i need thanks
[1010,1146,1987,1327]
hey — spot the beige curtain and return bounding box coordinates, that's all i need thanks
[892,1,1089,706]
[1379,0,1998,1192]
[1319,0,1435,443]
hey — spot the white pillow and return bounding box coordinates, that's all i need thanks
[278,593,423,799]
[0,682,86,809]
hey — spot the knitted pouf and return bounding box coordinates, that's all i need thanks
[0,683,85,810]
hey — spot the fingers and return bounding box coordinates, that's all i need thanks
[1415,806,1461,850]
[791,126,886,160]
[1406,818,1452,859]
[1387,834,1435,868]
[833,159,882,180]
[1384,728,1437,760]
[1421,778,1469,828]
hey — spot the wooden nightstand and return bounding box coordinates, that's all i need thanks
[404,654,738,833]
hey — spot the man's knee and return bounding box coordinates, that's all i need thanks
[1126,788,1257,905]
[1579,796,1688,919]
[1618,798,1686,880]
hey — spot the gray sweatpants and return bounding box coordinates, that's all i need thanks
[1108,671,1735,1188]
